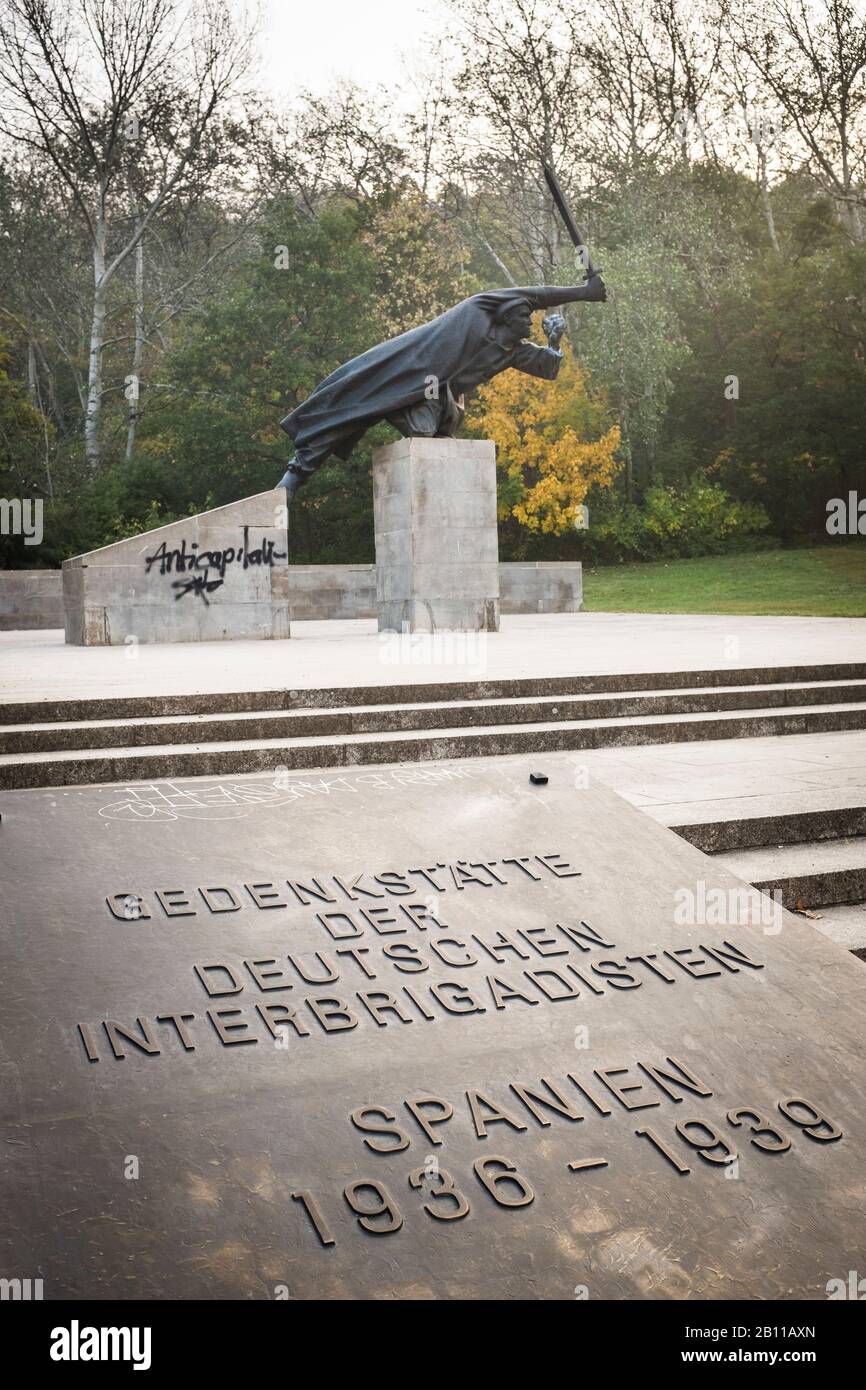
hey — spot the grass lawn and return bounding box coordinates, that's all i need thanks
[582,542,866,617]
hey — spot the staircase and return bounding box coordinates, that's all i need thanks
[2,660,866,791]
[669,804,866,961]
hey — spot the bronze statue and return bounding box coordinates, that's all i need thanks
[277,275,607,497]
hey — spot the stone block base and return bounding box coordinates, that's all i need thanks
[373,437,500,633]
[63,489,290,645]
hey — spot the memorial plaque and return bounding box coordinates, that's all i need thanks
[1,754,864,1300]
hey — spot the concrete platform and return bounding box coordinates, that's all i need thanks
[4,612,866,704]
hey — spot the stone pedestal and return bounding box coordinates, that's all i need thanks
[373,437,500,632]
[63,489,290,645]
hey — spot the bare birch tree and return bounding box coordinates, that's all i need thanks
[0,0,253,468]
[734,0,866,240]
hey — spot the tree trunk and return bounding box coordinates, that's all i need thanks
[84,191,108,470]
[27,339,54,499]
[847,199,864,242]
[126,209,145,463]
[758,149,781,254]
[611,291,634,502]
[27,340,38,401]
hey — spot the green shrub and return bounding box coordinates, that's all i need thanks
[573,476,772,564]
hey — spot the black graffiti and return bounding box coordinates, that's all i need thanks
[143,526,288,603]
[172,573,225,604]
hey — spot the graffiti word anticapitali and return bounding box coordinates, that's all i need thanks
[143,525,287,603]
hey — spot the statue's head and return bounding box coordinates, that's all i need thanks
[497,297,533,344]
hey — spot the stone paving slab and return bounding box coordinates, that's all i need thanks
[717,837,866,882]
[572,731,866,816]
[649,790,866,827]
[1,752,864,1298]
[811,902,866,954]
[3,612,866,703]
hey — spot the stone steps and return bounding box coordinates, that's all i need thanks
[713,837,866,911]
[2,695,866,789]
[3,678,866,754]
[3,660,865,724]
[667,803,866,853]
[668,798,866,954]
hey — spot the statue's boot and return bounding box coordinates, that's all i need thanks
[276,458,307,500]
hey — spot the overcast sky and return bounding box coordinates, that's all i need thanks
[256,0,449,101]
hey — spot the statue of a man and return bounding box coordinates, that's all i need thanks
[277,275,607,497]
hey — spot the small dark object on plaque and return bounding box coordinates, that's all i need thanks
[530,772,549,785]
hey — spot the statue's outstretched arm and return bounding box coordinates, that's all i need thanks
[511,276,607,310]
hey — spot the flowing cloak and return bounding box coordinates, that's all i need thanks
[280,285,589,462]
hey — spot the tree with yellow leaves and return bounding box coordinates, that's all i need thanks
[468,336,620,542]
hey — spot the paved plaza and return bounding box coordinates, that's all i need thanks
[3,611,866,703]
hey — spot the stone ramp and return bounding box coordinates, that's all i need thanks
[63,489,290,644]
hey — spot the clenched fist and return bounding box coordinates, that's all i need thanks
[542,312,567,351]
